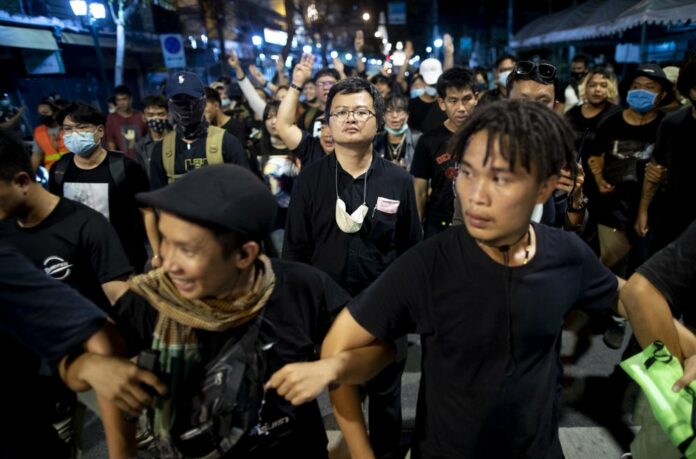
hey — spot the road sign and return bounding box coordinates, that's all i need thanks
[160,34,186,69]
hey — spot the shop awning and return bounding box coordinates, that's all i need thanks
[511,0,696,49]
[0,25,59,51]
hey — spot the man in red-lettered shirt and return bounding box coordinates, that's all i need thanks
[105,85,147,159]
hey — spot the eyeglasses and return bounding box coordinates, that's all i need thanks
[514,61,557,80]
[385,108,407,115]
[329,109,376,122]
[316,81,336,89]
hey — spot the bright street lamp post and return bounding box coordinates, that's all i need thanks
[70,1,110,100]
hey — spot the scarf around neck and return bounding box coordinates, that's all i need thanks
[128,255,276,447]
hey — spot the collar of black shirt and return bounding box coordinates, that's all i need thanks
[332,150,381,183]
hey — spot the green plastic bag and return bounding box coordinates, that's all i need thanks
[621,341,696,458]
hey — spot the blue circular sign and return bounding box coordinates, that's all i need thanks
[164,36,182,54]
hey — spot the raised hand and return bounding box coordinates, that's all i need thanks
[404,40,414,61]
[443,33,455,55]
[248,64,266,85]
[354,30,364,53]
[332,56,345,74]
[292,53,314,86]
[227,49,241,70]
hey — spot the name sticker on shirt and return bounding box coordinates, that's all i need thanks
[376,197,400,214]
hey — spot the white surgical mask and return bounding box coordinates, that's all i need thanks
[498,70,512,87]
[334,161,369,233]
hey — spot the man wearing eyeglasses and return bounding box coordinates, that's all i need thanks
[283,74,422,459]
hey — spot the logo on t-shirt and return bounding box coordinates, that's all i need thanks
[43,255,73,280]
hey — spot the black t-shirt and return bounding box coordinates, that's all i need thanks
[410,124,456,224]
[652,107,696,247]
[294,130,327,166]
[638,219,696,326]
[0,198,132,310]
[592,110,664,230]
[113,258,351,455]
[0,245,107,458]
[149,131,249,190]
[0,243,107,373]
[48,151,149,272]
[408,97,447,134]
[565,103,621,161]
[297,108,324,138]
[221,117,247,145]
[348,224,617,458]
[283,153,423,295]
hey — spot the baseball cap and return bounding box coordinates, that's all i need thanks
[166,71,205,98]
[419,58,443,86]
[137,165,277,240]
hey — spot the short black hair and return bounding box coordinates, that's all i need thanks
[450,99,575,183]
[313,68,341,83]
[142,94,168,111]
[571,54,591,67]
[113,85,132,97]
[370,74,391,86]
[677,53,696,98]
[384,94,409,112]
[494,54,517,71]
[325,77,385,131]
[0,128,33,182]
[56,102,106,127]
[473,67,489,84]
[204,86,222,105]
[37,98,58,113]
[506,61,558,93]
[436,67,476,98]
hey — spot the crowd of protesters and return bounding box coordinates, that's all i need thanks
[2,27,696,459]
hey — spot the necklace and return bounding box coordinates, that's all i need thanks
[477,226,532,266]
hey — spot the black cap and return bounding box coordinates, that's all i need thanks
[619,63,672,99]
[166,71,205,98]
[137,165,277,239]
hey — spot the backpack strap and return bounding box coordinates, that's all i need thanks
[205,125,225,165]
[107,152,127,193]
[52,154,71,191]
[162,131,177,184]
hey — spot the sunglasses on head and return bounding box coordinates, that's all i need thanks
[514,61,557,80]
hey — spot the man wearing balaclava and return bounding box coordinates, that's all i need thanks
[148,71,248,191]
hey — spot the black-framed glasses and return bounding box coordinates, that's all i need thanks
[329,109,376,122]
[514,61,557,80]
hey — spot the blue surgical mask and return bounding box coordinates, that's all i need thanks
[424,86,438,96]
[64,131,99,157]
[627,89,658,113]
[410,87,425,98]
[385,123,409,136]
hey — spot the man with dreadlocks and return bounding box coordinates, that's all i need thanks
[267,100,650,458]
[67,164,351,458]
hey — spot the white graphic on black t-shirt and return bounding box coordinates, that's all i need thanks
[63,182,110,220]
[43,255,73,280]
[610,139,654,161]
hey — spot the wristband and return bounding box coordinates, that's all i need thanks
[263,80,270,88]
[567,195,588,213]
[289,82,303,91]
[238,74,246,82]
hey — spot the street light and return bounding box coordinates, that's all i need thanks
[70,1,109,102]
[303,45,313,54]
[362,12,370,21]
[252,35,263,46]
[89,2,106,19]
[434,38,443,48]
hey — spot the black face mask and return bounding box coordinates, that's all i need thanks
[169,96,207,140]
[571,71,587,82]
[39,114,54,125]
